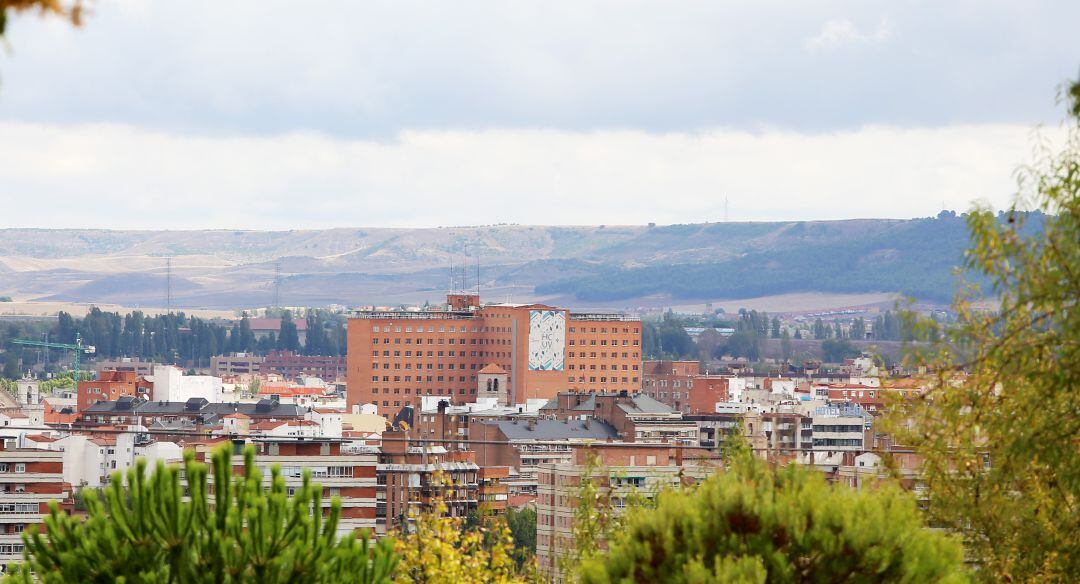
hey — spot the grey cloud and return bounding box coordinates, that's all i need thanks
[0,0,1076,137]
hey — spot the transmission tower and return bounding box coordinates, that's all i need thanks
[273,261,282,308]
[165,257,172,313]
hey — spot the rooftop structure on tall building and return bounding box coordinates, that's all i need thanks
[96,357,157,377]
[347,294,641,416]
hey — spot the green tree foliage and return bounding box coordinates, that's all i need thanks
[277,310,301,352]
[779,329,793,363]
[0,309,347,377]
[886,92,1080,582]
[718,331,760,361]
[821,339,860,364]
[1,352,19,380]
[6,445,397,583]
[578,451,969,583]
[851,317,866,340]
[559,453,609,580]
[302,310,342,356]
[642,312,696,359]
[504,506,537,569]
[536,214,980,303]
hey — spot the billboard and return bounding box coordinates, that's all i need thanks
[528,310,566,371]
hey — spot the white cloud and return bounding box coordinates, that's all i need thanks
[0,121,1057,230]
[805,18,891,52]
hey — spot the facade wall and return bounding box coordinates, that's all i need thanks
[535,445,715,581]
[77,371,149,412]
[347,297,641,416]
[643,361,737,414]
[263,351,346,381]
[210,354,264,377]
[237,441,378,536]
[0,444,73,572]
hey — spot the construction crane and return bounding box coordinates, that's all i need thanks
[11,333,96,382]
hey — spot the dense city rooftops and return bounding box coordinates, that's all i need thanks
[480,418,619,441]
[81,398,306,419]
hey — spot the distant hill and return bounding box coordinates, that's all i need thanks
[0,214,991,311]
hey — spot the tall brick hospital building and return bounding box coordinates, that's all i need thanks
[347,293,642,415]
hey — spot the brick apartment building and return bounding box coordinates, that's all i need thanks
[540,391,699,444]
[262,350,346,381]
[471,418,620,495]
[378,430,479,533]
[208,351,345,381]
[642,360,741,414]
[213,439,377,536]
[0,441,73,572]
[535,444,715,580]
[347,293,642,416]
[77,370,152,412]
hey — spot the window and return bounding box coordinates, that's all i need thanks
[14,464,25,474]
[0,503,36,514]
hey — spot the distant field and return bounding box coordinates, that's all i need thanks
[666,292,904,315]
[0,300,237,320]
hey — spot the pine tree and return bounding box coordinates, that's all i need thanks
[578,445,969,583]
[6,444,398,583]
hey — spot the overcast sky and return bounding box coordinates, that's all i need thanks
[1,0,1077,229]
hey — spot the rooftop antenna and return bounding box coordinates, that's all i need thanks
[273,261,282,308]
[449,257,454,293]
[476,253,481,298]
[165,257,172,313]
[724,196,729,222]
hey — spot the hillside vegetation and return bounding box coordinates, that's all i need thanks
[0,214,1021,308]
